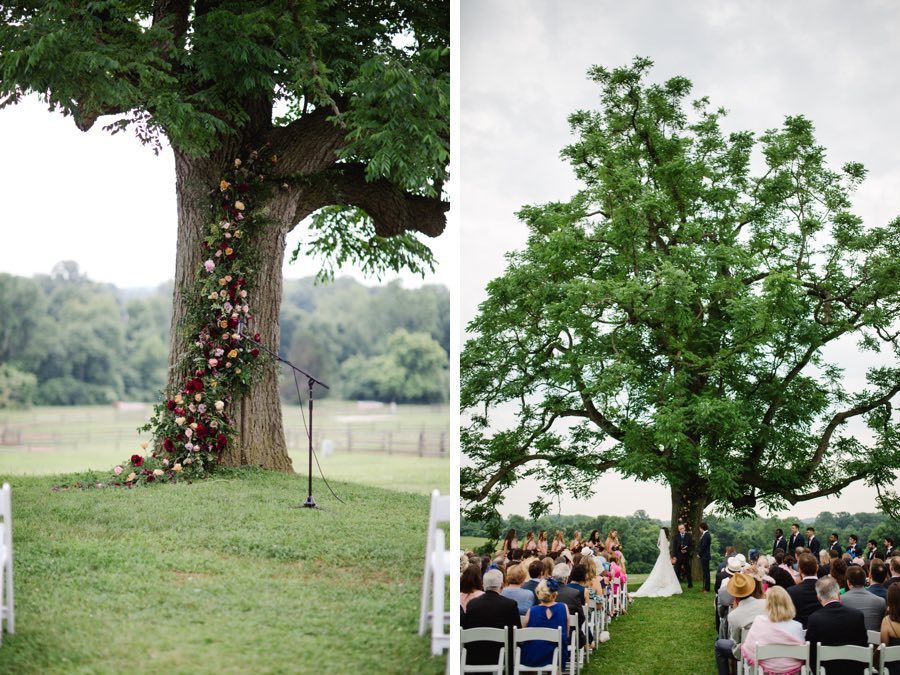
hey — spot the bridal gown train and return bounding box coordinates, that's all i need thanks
[632,528,683,597]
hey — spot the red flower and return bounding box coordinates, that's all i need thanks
[195,423,208,439]
[229,316,239,328]
[253,333,260,341]
[163,438,174,452]
[187,378,204,393]
[146,474,156,483]
[216,433,227,449]
[236,183,250,192]
[131,454,144,467]
[174,407,185,416]
[236,278,246,287]
[166,400,176,411]
[251,348,260,358]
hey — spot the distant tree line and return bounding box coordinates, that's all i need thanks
[0,262,449,407]
[462,510,900,575]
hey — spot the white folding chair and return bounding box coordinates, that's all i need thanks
[419,490,453,655]
[566,612,581,675]
[0,483,13,643]
[461,627,506,675]
[881,645,900,675]
[816,643,874,674]
[513,626,563,675]
[869,630,883,646]
[742,641,810,675]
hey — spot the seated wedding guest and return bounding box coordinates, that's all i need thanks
[501,528,519,555]
[714,573,766,675]
[569,530,583,552]
[551,530,566,553]
[501,563,535,616]
[542,556,555,577]
[818,550,832,577]
[587,529,601,550]
[717,556,746,633]
[523,531,537,552]
[552,563,586,633]
[716,548,738,591]
[537,530,548,556]
[782,554,800,583]
[523,560,545,596]
[462,568,521,666]
[829,558,848,592]
[461,564,485,612]
[741,586,806,675]
[787,553,822,628]
[769,550,796,589]
[567,564,590,607]
[521,578,569,671]
[805,576,868,675]
[480,555,491,575]
[881,584,900,675]
[841,564,885,633]
[583,555,606,598]
[885,556,900,592]
[868,561,889,599]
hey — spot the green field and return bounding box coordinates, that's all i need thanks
[0,403,449,495]
[0,469,447,674]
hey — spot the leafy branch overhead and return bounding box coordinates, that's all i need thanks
[0,0,450,272]
[462,57,900,540]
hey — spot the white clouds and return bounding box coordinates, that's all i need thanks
[461,0,900,519]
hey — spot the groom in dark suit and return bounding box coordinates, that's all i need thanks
[672,523,693,588]
[788,523,806,554]
[698,522,712,592]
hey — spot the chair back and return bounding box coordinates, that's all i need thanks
[816,642,873,673]
[868,629,883,645]
[0,483,13,637]
[418,490,452,639]
[461,627,507,674]
[514,626,562,675]
[882,644,900,674]
[754,640,810,669]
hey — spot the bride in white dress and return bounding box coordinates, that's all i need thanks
[632,528,683,597]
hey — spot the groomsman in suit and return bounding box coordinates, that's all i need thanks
[828,533,843,556]
[698,522,712,592]
[806,527,821,558]
[773,528,788,555]
[788,523,806,553]
[846,534,862,559]
[867,539,881,561]
[885,537,895,559]
[672,523,693,588]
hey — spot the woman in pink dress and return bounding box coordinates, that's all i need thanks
[569,530,583,552]
[551,530,566,553]
[501,528,519,555]
[523,531,537,552]
[537,530,548,556]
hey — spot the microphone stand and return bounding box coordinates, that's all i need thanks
[238,327,329,509]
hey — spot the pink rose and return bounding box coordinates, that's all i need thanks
[114,466,123,475]
[208,358,218,367]
[204,259,215,273]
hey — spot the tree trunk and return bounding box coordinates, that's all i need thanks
[669,477,710,582]
[167,149,294,472]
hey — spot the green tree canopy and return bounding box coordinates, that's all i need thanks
[461,58,900,543]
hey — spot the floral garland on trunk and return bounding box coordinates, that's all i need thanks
[110,150,276,487]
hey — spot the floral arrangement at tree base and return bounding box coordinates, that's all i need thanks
[110,151,274,488]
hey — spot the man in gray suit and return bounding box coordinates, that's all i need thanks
[841,565,886,632]
[552,563,586,639]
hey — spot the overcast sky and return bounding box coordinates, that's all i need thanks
[461,1,900,521]
[0,97,453,290]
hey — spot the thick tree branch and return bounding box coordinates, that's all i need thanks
[269,106,346,176]
[294,163,448,237]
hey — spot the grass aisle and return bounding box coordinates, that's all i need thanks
[0,469,445,674]
[584,580,718,674]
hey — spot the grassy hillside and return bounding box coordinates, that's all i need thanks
[0,470,446,674]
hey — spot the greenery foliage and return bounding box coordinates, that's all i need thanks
[461,57,900,541]
[0,269,448,409]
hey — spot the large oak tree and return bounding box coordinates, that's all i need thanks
[1,1,449,470]
[461,59,900,545]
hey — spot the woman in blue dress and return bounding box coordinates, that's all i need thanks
[521,578,569,670]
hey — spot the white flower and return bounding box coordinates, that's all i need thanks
[140,441,149,450]
[175,417,186,426]
[240,290,248,298]
[215,400,225,411]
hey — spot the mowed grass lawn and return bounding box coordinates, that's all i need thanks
[585,580,717,674]
[0,469,446,674]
